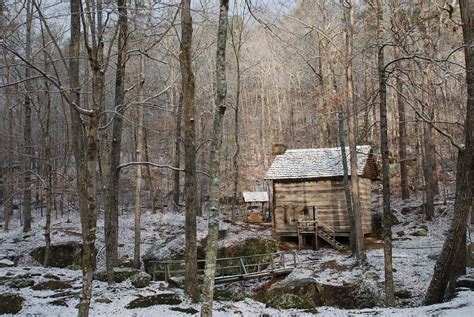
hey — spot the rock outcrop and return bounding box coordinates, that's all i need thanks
[265,277,382,309]
[30,242,82,268]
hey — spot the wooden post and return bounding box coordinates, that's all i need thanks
[297,221,302,250]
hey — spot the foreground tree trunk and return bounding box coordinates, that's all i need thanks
[173,90,182,209]
[104,0,128,283]
[338,111,356,255]
[134,55,145,269]
[201,1,229,316]
[22,0,33,233]
[179,0,199,302]
[340,0,365,263]
[424,0,474,304]
[375,0,395,306]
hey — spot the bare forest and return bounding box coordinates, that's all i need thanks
[0,0,473,316]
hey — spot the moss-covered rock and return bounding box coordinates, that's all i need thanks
[49,299,68,307]
[265,277,381,309]
[0,293,24,314]
[9,278,34,289]
[170,307,199,314]
[267,293,315,309]
[30,242,82,268]
[125,294,182,309]
[130,272,152,288]
[412,229,428,237]
[94,267,141,283]
[95,297,113,304]
[214,284,247,301]
[395,288,412,299]
[32,280,72,291]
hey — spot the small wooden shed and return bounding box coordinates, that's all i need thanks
[242,191,269,222]
[264,145,378,238]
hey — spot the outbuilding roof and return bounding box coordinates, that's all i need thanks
[242,191,269,203]
[264,145,377,180]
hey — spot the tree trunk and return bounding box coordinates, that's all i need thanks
[230,11,243,222]
[394,48,409,200]
[23,0,33,233]
[173,90,182,208]
[134,54,145,269]
[41,37,53,267]
[341,0,366,263]
[78,111,99,317]
[424,0,474,304]
[104,0,128,282]
[179,0,199,302]
[201,1,229,316]
[338,111,356,255]
[376,0,395,306]
[143,130,156,212]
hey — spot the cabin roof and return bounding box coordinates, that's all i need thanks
[242,191,269,203]
[264,145,377,180]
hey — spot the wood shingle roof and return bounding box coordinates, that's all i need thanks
[265,145,377,180]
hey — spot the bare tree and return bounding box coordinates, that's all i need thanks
[201,1,229,316]
[180,0,199,302]
[424,0,474,304]
[22,0,33,233]
[340,0,366,263]
[374,0,395,306]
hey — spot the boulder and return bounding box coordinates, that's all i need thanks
[395,288,412,299]
[32,280,72,291]
[0,293,24,314]
[456,274,474,290]
[49,299,68,307]
[130,272,152,288]
[267,293,315,310]
[9,278,34,289]
[95,267,142,283]
[170,307,199,314]
[43,273,61,280]
[214,284,247,301]
[30,242,82,268]
[411,228,428,237]
[125,293,182,309]
[265,277,381,309]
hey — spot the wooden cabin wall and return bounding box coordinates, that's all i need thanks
[272,178,373,236]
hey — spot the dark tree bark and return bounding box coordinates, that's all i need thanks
[134,54,145,269]
[173,91,183,209]
[340,0,365,263]
[230,11,243,222]
[338,111,356,255]
[375,0,395,306]
[104,0,128,283]
[179,0,199,302]
[424,0,474,304]
[22,0,33,233]
[201,1,229,316]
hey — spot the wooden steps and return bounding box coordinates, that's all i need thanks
[317,229,347,252]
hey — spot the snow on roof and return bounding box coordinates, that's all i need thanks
[242,191,269,203]
[265,145,374,180]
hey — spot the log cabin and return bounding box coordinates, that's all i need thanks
[264,145,378,244]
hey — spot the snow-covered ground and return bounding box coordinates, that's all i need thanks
[0,196,473,316]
